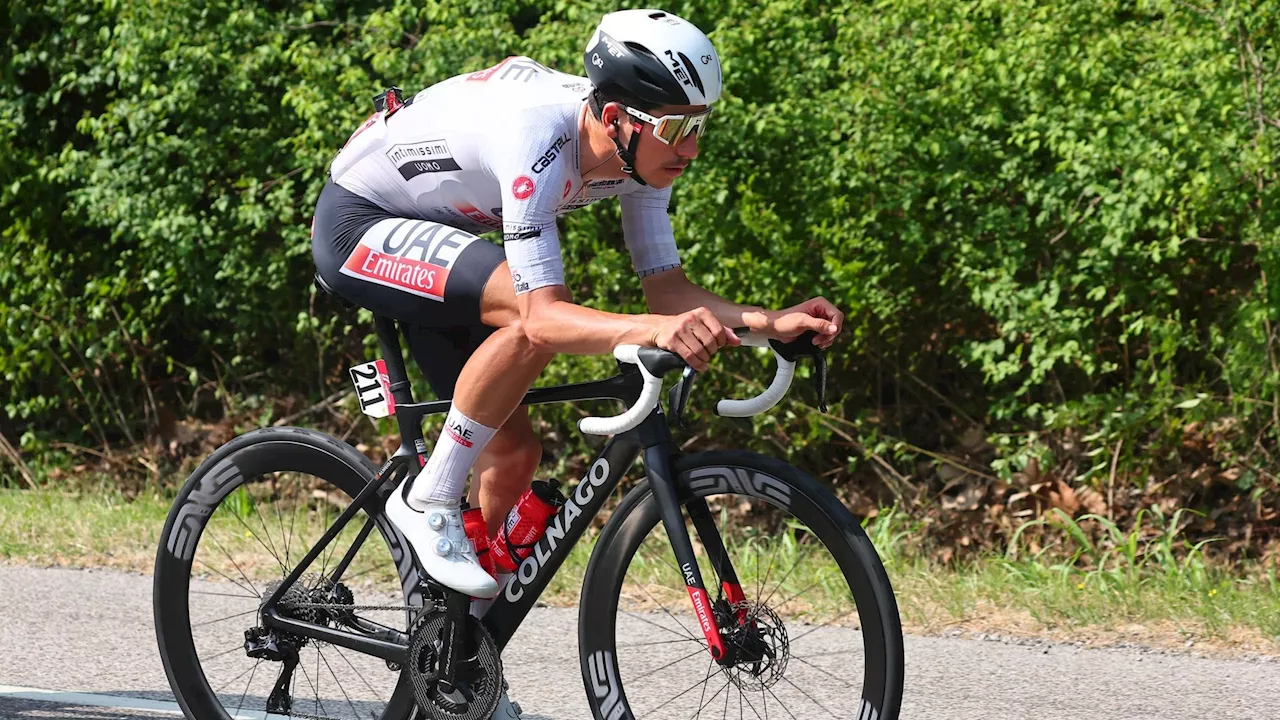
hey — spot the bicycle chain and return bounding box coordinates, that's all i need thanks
[285,601,423,612]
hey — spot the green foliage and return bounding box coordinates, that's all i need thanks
[2,0,1280,557]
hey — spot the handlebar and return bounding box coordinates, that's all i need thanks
[577,332,826,436]
[714,333,796,417]
[577,345,665,435]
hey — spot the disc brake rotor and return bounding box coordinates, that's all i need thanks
[724,602,790,691]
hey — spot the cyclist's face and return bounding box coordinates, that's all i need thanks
[628,104,705,189]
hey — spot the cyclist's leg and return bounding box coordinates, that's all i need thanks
[312,179,544,596]
[403,324,543,536]
[470,406,541,536]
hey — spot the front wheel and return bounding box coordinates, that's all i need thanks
[578,451,904,720]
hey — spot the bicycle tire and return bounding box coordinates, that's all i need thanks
[578,450,904,720]
[153,426,422,720]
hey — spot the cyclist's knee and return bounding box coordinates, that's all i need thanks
[498,320,555,363]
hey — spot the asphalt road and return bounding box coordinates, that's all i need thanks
[1,565,1278,719]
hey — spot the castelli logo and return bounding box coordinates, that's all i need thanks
[563,180,572,197]
[512,175,536,200]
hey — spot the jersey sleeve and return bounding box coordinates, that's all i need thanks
[490,119,574,295]
[620,186,681,278]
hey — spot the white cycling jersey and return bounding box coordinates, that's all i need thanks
[328,56,681,295]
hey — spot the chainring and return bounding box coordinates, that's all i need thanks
[406,608,503,720]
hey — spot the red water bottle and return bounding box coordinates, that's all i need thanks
[490,480,566,573]
[462,505,495,578]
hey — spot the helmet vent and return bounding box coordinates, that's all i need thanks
[648,12,667,19]
[625,41,658,61]
[678,51,705,95]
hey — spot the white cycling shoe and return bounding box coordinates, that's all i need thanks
[384,484,498,599]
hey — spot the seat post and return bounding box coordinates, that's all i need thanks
[373,316,415,408]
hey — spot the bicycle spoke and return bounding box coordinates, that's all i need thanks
[754,532,783,620]
[193,556,258,600]
[692,677,731,719]
[227,501,288,578]
[333,645,387,705]
[193,607,259,629]
[297,649,328,717]
[619,637,710,650]
[791,647,858,659]
[723,672,730,720]
[645,657,724,715]
[286,489,301,575]
[641,538,693,588]
[788,607,860,645]
[635,646,708,678]
[203,643,252,663]
[752,540,818,622]
[631,579,702,643]
[763,683,800,720]
[318,646,363,720]
[272,483,291,569]
[777,673,841,719]
[693,655,717,720]
[192,588,261,600]
[318,503,338,583]
[788,654,855,688]
[201,528,262,597]
[252,497,288,576]
[213,660,261,696]
[316,643,322,716]
[233,660,259,718]
[619,609,704,646]
[758,576,823,621]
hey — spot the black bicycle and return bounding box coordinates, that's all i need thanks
[154,313,904,720]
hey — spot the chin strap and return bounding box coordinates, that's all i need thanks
[611,121,649,186]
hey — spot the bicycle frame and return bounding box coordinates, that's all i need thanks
[259,316,741,664]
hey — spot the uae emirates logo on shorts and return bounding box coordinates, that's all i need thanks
[512,175,536,200]
[340,219,478,302]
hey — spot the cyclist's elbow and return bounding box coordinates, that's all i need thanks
[522,318,557,353]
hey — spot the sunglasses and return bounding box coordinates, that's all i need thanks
[623,105,713,145]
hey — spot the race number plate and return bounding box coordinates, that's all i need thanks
[348,359,396,418]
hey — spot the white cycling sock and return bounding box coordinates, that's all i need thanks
[407,406,498,507]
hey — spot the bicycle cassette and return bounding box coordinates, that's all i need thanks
[406,608,503,720]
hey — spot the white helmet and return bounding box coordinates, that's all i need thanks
[584,9,722,109]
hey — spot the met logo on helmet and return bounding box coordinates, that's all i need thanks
[663,49,703,94]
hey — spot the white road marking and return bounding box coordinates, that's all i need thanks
[0,684,288,719]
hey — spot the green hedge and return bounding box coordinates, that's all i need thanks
[3,0,1278,545]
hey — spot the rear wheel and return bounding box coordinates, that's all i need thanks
[578,451,903,720]
[154,427,422,720]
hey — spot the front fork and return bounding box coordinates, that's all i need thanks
[643,445,747,664]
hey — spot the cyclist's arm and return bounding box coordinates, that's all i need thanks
[494,122,665,354]
[519,285,662,354]
[640,267,774,333]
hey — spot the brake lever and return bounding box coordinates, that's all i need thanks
[766,330,829,413]
[668,366,697,429]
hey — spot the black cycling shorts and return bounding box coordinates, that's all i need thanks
[311,179,506,400]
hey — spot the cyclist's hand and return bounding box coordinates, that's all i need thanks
[652,308,740,372]
[768,297,843,350]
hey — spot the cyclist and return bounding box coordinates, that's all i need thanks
[312,9,842,715]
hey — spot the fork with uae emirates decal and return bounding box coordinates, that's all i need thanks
[153,313,904,720]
